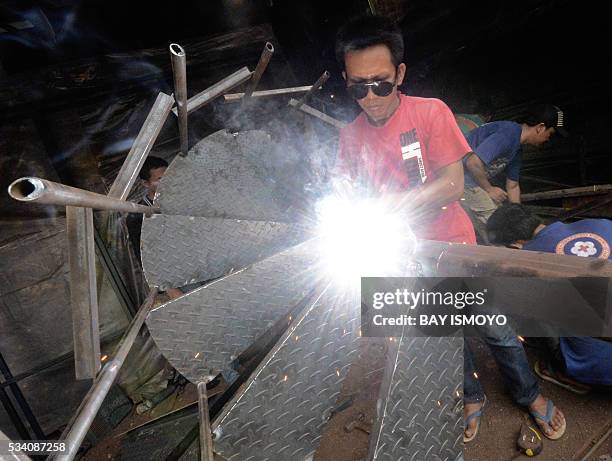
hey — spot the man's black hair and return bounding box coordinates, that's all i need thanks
[139,156,168,180]
[335,15,404,69]
[486,203,543,245]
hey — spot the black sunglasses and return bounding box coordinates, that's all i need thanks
[347,80,395,100]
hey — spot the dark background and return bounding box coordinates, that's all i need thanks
[1,0,610,192]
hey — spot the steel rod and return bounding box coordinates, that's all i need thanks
[174,67,252,116]
[413,239,612,278]
[53,288,157,461]
[242,41,274,106]
[197,382,214,461]
[8,177,158,214]
[107,92,174,200]
[294,70,330,109]
[521,184,612,201]
[170,44,189,156]
[67,206,100,380]
[0,352,45,440]
[224,85,312,102]
[0,387,31,441]
[288,98,346,129]
[526,205,612,220]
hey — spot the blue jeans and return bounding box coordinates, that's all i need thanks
[464,322,540,407]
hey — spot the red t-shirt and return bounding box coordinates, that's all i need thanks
[336,95,476,244]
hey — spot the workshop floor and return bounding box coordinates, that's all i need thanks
[464,338,612,461]
[79,337,611,460]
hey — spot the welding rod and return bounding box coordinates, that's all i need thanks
[8,177,158,215]
[174,67,252,116]
[242,41,274,106]
[294,70,330,109]
[170,44,189,156]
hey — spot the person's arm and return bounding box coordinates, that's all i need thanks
[465,153,508,203]
[506,178,520,203]
[398,159,465,212]
[166,287,183,300]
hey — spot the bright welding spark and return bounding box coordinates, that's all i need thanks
[314,194,416,285]
[473,372,479,379]
[101,355,108,362]
[517,336,525,342]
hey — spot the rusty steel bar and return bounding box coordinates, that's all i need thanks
[521,184,612,202]
[224,85,312,102]
[414,239,612,278]
[170,44,189,156]
[67,206,100,380]
[107,92,174,200]
[8,177,157,214]
[54,288,157,461]
[174,67,252,115]
[242,41,274,106]
[288,98,346,130]
[197,382,214,461]
[294,70,330,109]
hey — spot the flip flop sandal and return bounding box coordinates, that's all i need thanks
[534,360,591,395]
[517,418,543,456]
[464,395,486,443]
[529,399,566,441]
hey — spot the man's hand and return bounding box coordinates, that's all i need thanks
[485,186,508,203]
[166,287,183,300]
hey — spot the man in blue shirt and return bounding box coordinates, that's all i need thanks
[487,203,612,389]
[462,104,567,224]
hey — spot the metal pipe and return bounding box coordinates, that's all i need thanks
[413,239,612,278]
[521,184,612,201]
[294,70,330,109]
[242,41,274,106]
[54,288,157,461]
[8,177,158,214]
[224,85,312,102]
[67,206,100,380]
[197,382,214,461]
[107,92,174,200]
[288,98,346,130]
[170,44,189,156]
[173,67,252,116]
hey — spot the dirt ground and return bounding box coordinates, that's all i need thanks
[464,338,612,461]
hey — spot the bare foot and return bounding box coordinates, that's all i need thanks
[464,400,485,440]
[528,394,565,439]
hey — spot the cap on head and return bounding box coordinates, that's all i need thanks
[524,104,568,137]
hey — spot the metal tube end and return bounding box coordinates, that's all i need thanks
[169,43,185,57]
[265,42,274,53]
[8,177,44,201]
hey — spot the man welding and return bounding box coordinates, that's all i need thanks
[333,15,566,443]
[334,15,475,245]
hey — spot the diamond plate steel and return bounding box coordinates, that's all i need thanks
[368,336,463,461]
[141,213,308,289]
[211,286,361,461]
[156,129,295,221]
[145,240,320,382]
